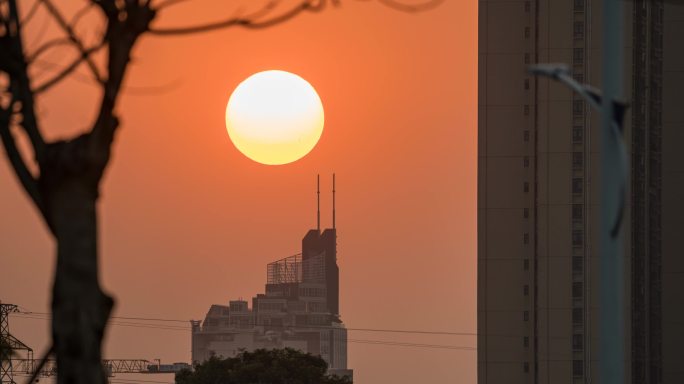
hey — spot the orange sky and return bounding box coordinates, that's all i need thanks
[0,1,477,383]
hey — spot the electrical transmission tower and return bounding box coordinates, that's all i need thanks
[1,302,34,384]
[2,301,190,382]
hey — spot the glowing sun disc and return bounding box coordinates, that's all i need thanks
[225,70,324,165]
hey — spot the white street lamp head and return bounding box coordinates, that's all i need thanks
[527,63,570,79]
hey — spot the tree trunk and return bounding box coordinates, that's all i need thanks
[42,137,113,384]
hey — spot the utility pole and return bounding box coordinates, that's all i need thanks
[600,1,626,384]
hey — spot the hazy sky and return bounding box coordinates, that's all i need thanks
[0,1,477,383]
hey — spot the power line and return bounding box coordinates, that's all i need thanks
[10,313,478,352]
[347,339,475,351]
[12,312,567,341]
[13,312,475,336]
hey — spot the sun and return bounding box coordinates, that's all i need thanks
[225,70,324,165]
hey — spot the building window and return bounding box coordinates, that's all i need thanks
[574,21,585,39]
[574,48,584,65]
[573,282,583,298]
[572,229,583,247]
[574,0,585,12]
[524,259,530,271]
[524,182,529,193]
[524,27,530,39]
[524,208,529,219]
[524,285,529,296]
[573,126,583,143]
[524,311,529,321]
[524,336,530,347]
[573,99,584,116]
[572,178,583,194]
[524,130,530,142]
[523,156,530,168]
[573,334,584,350]
[573,360,584,377]
[524,53,531,64]
[572,204,583,220]
[573,152,583,169]
[523,233,529,244]
[573,308,583,325]
[524,78,530,90]
[524,362,530,373]
[573,256,583,273]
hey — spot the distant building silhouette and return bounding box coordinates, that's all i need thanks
[478,1,683,384]
[191,175,351,379]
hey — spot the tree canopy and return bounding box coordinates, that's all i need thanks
[176,348,352,384]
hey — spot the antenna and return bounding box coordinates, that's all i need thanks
[332,173,336,229]
[317,174,320,232]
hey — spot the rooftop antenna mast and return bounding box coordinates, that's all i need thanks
[332,174,336,230]
[317,174,320,232]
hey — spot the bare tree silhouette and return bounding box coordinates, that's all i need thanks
[0,0,441,383]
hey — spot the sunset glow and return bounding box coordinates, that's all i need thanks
[225,70,324,165]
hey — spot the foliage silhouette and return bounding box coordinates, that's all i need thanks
[176,348,352,384]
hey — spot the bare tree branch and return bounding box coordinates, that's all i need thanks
[32,41,106,94]
[89,1,156,157]
[5,0,46,160]
[39,0,104,84]
[0,98,45,217]
[27,37,72,62]
[154,0,193,10]
[148,0,328,35]
[70,2,95,28]
[375,0,444,13]
[20,0,41,25]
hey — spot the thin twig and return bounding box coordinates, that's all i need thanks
[20,0,41,24]
[70,2,95,28]
[149,0,325,35]
[374,0,444,13]
[39,0,104,84]
[33,42,106,94]
[0,98,43,215]
[26,37,71,62]
[7,0,46,159]
[154,0,193,10]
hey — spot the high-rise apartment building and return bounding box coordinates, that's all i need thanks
[478,1,683,383]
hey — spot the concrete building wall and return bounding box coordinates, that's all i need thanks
[661,4,684,384]
[477,1,684,383]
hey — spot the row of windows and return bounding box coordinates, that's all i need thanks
[524,360,582,375]
[572,282,583,298]
[573,99,584,116]
[573,126,583,143]
[574,48,584,65]
[571,24,586,370]
[572,204,583,220]
[573,152,583,169]
[574,21,585,40]
[299,287,326,297]
[572,229,583,247]
[573,256,583,273]
[572,178,583,194]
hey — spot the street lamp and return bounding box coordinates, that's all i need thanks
[529,62,629,384]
